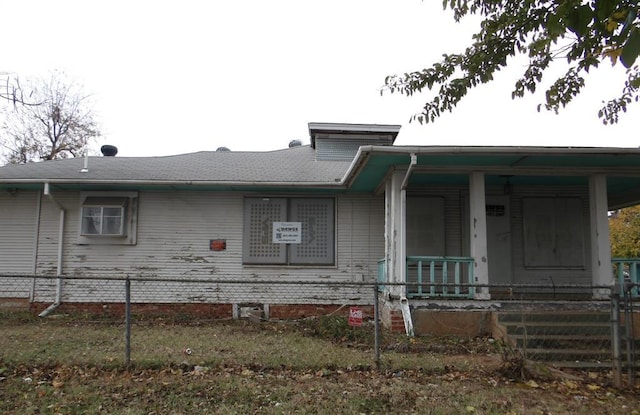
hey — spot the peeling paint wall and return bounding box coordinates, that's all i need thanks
[26,190,385,304]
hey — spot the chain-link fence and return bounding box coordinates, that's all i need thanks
[0,274,638,387]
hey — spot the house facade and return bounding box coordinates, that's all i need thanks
[1,122,640,333]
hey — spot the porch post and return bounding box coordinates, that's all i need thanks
[386,169,406,299]
[589,174,613,297]
[469,172,490,299]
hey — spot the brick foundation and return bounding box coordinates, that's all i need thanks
[378,299,406,333]
[28,302,374,322]
[30,302,233,319]
[269,304,374,319]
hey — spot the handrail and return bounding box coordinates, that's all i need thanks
[377,256,475,299]
[612,258,640,298]
[406,256,475,299]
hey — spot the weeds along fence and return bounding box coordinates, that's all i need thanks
[0,274,638,386]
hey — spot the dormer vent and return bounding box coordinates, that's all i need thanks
[308,122,401,161]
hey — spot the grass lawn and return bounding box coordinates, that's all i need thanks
[1,312,639,414]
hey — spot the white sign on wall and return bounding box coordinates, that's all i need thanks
[272,222,302,244]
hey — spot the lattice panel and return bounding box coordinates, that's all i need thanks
[290,199,334,264]
[243,198,286,264]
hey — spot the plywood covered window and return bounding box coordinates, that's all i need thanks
[522,198,585,268]
[406,197,445,256]
[243,197,335,265]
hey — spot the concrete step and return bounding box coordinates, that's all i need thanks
[496,311,631,368]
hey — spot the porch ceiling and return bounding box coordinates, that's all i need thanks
[345,147,640,208]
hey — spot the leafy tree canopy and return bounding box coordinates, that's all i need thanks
[610,205,640,258]
[383,0,640,125]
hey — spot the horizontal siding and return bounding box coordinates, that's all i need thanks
[0,191,38,278]
[336,195,385,281]
[15,183,597,303]
[30,191,385,304]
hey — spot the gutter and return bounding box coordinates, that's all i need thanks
[401,153,417,190]
[39,182,65,317]
[0,178,350,188]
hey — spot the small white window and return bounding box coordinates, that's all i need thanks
[78,192,138,245]
[81,198,127,236]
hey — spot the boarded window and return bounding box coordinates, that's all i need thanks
[522,198,585,268]
[243,198,335,265]
[406,197,445,256]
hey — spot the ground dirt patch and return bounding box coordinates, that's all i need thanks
[1,313,638,414]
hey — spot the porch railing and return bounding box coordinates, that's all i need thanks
[612,258,640,298]
[377,256,475,299]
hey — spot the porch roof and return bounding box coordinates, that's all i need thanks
[342,146,640,208]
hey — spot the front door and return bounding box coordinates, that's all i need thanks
[486,195,512,285]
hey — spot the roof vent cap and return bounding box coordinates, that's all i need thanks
[289,139,302,148]
[100,145,118,157]
[216,146,231,152]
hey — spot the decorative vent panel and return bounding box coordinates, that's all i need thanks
[243,198,286,264]
[290,199,334,264]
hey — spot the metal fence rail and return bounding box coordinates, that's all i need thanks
[0,274,638,388]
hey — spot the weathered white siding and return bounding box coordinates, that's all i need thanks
[3,183,595,304]
[0,191,39,273]
[29,190,385,304]
[0,190,39,298]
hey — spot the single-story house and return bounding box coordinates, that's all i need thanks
[1,122,640,334]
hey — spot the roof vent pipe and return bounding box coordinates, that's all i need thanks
[101,145,118,157]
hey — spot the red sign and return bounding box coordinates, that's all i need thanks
[210,239,226,251]
[348,307,363,327]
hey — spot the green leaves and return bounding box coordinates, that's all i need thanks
[621,27,640,67]
[383,0,640,125]
[567,4,593,37]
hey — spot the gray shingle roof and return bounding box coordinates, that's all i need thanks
[0,145,352,185]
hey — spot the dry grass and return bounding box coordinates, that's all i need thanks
[1,311,639,414]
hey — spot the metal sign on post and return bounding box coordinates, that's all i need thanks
[272,222,302,244]
[348,307,363,327]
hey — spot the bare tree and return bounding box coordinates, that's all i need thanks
[0,72,99,164]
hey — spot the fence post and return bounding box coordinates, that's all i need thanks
[373,283,381,369]
[624,285,636,388]
[125,276,131,369]
[611,293,622,388]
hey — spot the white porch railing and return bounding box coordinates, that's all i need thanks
[377,256,476,299]
[612,258,640,298]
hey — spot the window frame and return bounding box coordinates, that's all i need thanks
[77,192,139,245]
[81,198,127,236]
[242,196,336,266]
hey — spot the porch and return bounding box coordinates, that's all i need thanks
[377,256,640,300]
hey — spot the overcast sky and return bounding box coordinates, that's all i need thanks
[1,0,637,157]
